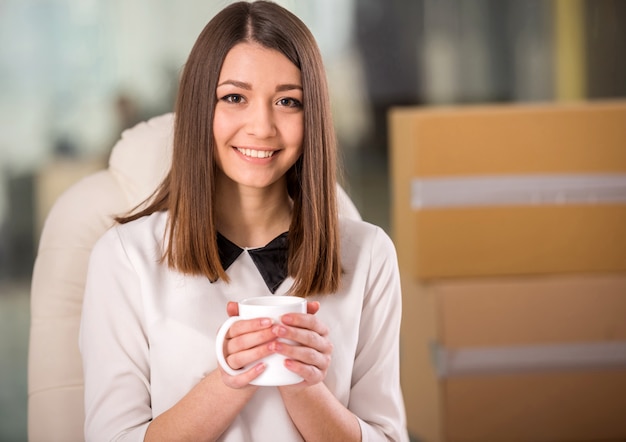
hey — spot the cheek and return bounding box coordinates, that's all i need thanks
[212,112,227,143]
[212,107,240,144]
[285,117,304,149]
[212,112,232,168]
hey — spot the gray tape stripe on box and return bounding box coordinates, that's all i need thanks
[432,341,626,378]
[411,174,626,209]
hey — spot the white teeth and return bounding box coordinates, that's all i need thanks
[237,148,275,158]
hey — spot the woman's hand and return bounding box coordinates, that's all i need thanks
[219,302,276,388]
[272,301,333,388]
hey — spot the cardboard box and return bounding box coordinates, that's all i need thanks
[399,274,626,442]
[444,370,626,441]
[390,102,626,441]
[437,274,626,348]
[390,101,626,280]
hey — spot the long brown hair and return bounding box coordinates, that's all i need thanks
[118,1,341,297]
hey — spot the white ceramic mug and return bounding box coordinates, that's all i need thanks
[215,295,307,386]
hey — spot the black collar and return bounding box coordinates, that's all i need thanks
[216,232,289,294]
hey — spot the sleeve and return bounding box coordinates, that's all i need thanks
[349,227,410,442]
[79,226,151,441]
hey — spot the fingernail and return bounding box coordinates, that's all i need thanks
[260,318,272,327]
[281,315,293,324]
[256,363,266,373]
[273,325,286,336]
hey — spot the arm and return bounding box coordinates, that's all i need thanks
[272,227,408,441]
[348,228,408,441]
[80,227,153,440]
[280,383,361,442]
[276,302,362,442]
[79,227,270,441]
[144,370,257,441]
[147,311,281,441]
[223,300,361,441]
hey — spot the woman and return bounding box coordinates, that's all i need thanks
[80,1,408,441]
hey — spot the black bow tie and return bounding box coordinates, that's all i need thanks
[216,232,289,294]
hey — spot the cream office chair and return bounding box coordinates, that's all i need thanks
[28,113,361,442]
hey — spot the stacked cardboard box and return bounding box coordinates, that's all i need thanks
[389,101,626,441]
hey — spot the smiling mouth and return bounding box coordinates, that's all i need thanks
[236,147,276,159]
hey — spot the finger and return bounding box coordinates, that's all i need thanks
[225,317,273,339]
[225,339,276,371]
[272,323,332,355]
[226,301,239,317]
[280,312,329,337]
[282,358,325,385]
[306,301,320,315]
[225,320,275,352]
[219,363,266,389]
[223,320,277,369]
[273,339,332,371]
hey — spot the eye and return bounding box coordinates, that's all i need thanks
[221,94,245,104]
[277,97,303,108]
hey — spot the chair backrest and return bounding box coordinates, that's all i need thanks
[28,113,361,441]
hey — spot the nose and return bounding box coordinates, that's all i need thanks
[245,101,277,138]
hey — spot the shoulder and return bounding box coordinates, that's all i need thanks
[339,216,397,262]
[92,211,168,259]
[116,210,167,237]
[337,216,400,296]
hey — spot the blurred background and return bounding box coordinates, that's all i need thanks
[1,0,625,440]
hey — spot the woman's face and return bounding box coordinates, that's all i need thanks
[213,42,304,192]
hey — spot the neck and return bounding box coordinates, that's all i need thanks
[215,178,292,248]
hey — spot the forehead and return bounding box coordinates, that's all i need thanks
[218,42,301,85]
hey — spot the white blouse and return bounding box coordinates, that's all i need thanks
[79,211,408,441]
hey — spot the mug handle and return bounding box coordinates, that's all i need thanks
[214,316,247,376]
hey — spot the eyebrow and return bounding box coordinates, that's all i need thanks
[276,83,303,92]
[217,80,302,92]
